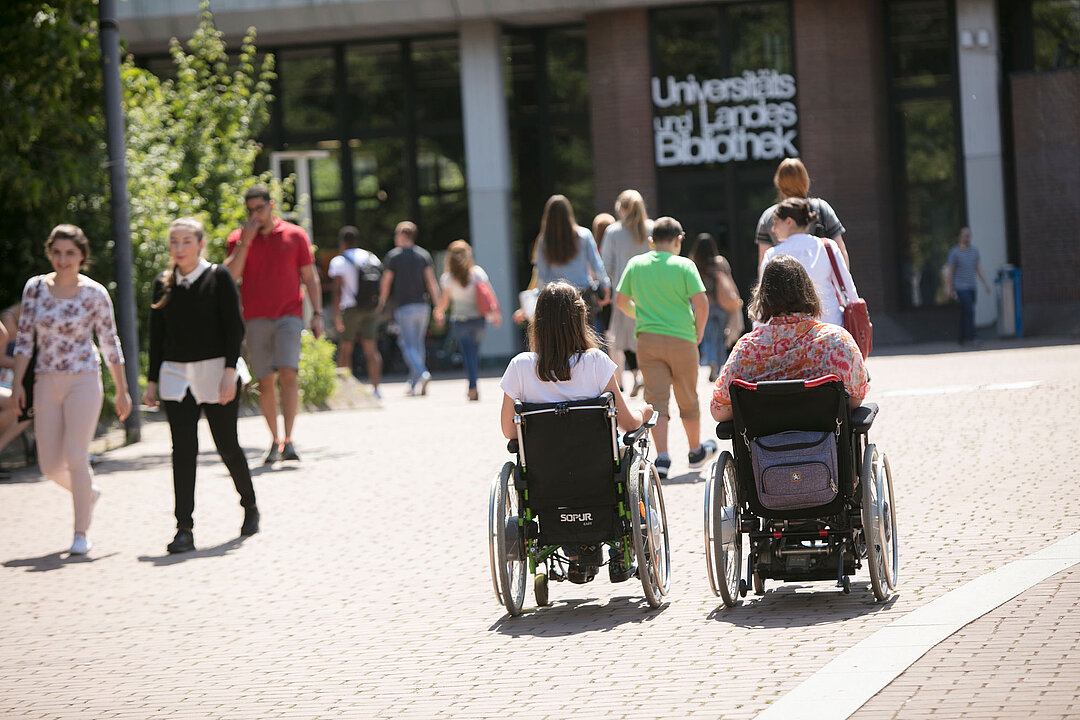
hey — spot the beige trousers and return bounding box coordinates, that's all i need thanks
[34,372,103,534]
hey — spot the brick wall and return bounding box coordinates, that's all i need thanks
[793,0,894,312]
[585,8,659,217]
[1010,68,1080,303]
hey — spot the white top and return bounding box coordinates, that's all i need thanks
[157,258,251,404]
[500,348,617,404]
[761,233,858,327]
[440,266,490,321]
[328,248,382,310]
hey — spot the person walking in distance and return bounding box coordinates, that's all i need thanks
[11,224,133,555]
[944,226,991,345]
[224,185,323,464]
[378,221,441,396]
[755,157,849,270]
[144,218,259,554]
[328,225,383,397]
[615,217,716,480]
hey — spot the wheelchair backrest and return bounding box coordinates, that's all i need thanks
[729,375,855,519]
[514,393,621,510]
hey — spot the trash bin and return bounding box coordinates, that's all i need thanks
[995,265,1023,338]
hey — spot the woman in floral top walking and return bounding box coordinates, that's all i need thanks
[712,256,868,422]
[11,225,132,555]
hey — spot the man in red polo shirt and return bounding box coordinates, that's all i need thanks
[224,185,323,464]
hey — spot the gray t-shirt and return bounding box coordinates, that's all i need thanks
[947,246,981,290]
[384,245,434,306]
[755,197,845,247]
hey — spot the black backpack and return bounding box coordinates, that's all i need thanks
[343,250,383,310]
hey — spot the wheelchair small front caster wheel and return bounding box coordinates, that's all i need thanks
[738,578,748,598]
[841,576,851,594]
[534,572,549,606]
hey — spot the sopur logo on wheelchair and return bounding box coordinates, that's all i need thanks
[487,393,670,616]
[704,375,899,606]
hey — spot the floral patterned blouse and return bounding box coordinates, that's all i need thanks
[711,314,868,414]
[14,275,125,374]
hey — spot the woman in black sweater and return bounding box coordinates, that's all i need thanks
[143,217,258,554]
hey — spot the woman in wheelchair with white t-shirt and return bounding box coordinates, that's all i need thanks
[500,281,653,580]
[711,256,868,422]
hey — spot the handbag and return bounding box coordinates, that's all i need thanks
[748,430,839,511]
[475,276,500,319]
[822,241,873,359]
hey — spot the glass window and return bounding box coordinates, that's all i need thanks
[412,38,462,129]
[278,48,337,137]
[345,42,405,130]
[506,27,594,288]
[351,137,408,255]
[649,1,794,290]
[887,1,953,89]
[1033,0,1080,69]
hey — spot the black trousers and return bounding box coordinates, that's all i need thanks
[163,384,255,530]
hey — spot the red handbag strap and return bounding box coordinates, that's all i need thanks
[820,240,850,308]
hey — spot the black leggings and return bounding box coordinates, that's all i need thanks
[164,384,255,530]
[624,350,638,372]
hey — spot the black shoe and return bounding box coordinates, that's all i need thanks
[167,528,195,554]
[609,557,638,583]
[262,443,281,465]
[280,442,300,462]
[567,562,597,584]
[240,506,260,537]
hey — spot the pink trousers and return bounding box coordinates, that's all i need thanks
[34,372,103,534]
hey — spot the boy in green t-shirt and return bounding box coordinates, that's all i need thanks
[615,217,717,478]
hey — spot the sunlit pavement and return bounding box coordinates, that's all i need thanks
[2,339,1078,719]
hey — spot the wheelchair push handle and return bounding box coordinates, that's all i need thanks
[622,410,657,446]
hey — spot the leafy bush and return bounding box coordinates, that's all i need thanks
[298,331,338,407]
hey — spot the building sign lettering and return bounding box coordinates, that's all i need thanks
[651,70,798,166]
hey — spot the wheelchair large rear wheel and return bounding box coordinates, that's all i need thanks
[489,461,526,615]
[861,444,899,601]
[628,454,670,608]
[704,452,742,606]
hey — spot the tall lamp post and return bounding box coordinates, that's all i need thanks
[98,0,141,442]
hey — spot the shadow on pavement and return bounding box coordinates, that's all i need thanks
[707,582,898,628]
[138,536,250,566]
[663,470,704,485]
[489,594,668,636]
[4,550,119,572]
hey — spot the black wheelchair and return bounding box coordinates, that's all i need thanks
[488,393,668,616]
[704,375,899,605]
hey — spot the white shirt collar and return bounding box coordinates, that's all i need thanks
[177,258,211,287]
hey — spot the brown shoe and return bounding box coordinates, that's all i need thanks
[467,388,479,402]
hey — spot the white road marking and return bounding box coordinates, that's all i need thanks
[879,380,1041,398]
[754,530,1080,720]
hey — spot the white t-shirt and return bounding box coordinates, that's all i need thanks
[328,248,382,311]
[440,266,490,321]
[761,233,858,327]
[500,348,617,404]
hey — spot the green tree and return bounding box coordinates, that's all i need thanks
[122,1,281,328]
[0,1,110,310]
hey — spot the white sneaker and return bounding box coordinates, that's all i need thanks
[92,486,102,507]
[70,533,91,555]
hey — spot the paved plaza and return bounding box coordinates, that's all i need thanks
[1,339,1078,719]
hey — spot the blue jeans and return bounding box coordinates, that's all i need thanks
[394,303,430,385]
[698,306,729,368]
[956,288,976,343]
[450,317,485,389]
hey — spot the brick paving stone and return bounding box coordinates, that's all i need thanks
[0,340,1078,719]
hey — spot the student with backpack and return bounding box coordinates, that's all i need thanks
[328,225,384,397]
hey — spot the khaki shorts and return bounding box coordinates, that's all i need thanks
[245,315,303,380]
[636,332,701,420]
[341,306,380,343]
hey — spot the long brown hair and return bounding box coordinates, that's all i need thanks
[537,194,580,266]
[774,157,810,200]
[528,281,601,382]
[444,239,475,287]
[748,255,821,323]
[615,189,649,246]
[152,217,206,310]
